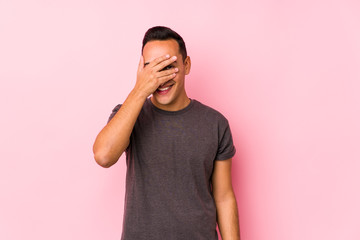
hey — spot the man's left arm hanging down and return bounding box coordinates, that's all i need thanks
[212,158,240,240]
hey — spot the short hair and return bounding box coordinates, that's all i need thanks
[142,26,187,62]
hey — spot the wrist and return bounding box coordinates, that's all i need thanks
[129,88,149,102]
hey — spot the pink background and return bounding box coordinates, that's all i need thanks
[1,0,359,239]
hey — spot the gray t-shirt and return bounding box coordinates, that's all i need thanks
[108,98,236,240]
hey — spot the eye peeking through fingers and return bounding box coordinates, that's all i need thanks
[160,65,174,72]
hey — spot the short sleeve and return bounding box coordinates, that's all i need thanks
[107,104,122,124]
[215,118,236,160]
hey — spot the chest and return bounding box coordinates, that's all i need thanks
[131,113,218,170]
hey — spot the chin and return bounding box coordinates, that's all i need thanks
[153,95,174,106]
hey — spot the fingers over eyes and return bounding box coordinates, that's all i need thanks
[147,55,177,71]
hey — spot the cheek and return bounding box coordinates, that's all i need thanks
[174,72,185,82]
[175,66,186,78]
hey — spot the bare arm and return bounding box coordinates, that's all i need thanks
[212,158,240,240]
[93,54,178,168]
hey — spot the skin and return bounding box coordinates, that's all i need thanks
[93,39,240,239]
[212,159,241,240]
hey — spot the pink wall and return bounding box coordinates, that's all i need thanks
[1,0,359,239]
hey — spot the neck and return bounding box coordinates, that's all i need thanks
[150,95,191,112]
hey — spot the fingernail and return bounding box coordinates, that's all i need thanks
[175,68,179,72]
[166,54,170,58]
[172,56,177,60]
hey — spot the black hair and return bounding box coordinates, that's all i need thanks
[142,26,187,62]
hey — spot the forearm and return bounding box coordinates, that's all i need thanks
[93,54,178,168]
[215,193,240,240]
[93,89,147,167]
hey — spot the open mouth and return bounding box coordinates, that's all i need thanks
[156,85,173,95]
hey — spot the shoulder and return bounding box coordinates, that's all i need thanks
[111,104,122,112]
[108,99,152,123]
[192,99,229,124]
[107,104,122,123]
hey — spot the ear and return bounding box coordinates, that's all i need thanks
[184,56,191,75]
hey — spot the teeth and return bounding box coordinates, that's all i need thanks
[158,86,170,91]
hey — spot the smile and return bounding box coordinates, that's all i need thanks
[158,86,171,91]
[156,84,174,95]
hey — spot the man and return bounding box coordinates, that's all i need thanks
[93,26,240,240]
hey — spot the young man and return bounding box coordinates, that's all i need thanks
[93,26,240,240]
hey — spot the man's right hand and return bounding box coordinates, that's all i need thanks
[93,54,179,168]
[134,54,179,98]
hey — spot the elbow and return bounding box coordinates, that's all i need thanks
[93,151,117,168]
[93,140,126,168]
[214,190,237,204]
